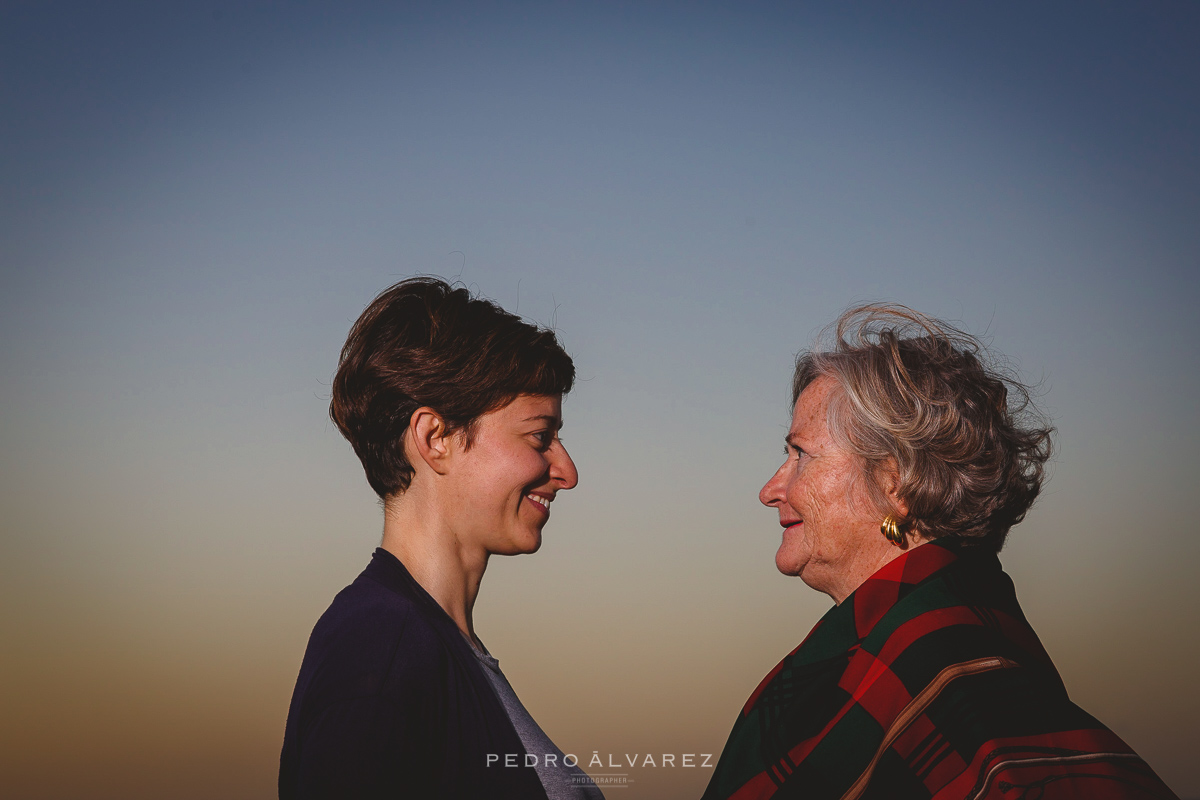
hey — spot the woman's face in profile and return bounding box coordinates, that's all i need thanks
[446,393,578,557]
[759,377,882,599]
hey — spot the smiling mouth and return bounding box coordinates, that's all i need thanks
[526,493,552,514]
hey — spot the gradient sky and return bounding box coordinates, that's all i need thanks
[2,3,1198,799]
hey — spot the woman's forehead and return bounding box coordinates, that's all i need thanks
[788,377,842,453]
[792,378,834,424]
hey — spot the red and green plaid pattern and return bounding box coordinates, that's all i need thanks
[702,540,1178,800]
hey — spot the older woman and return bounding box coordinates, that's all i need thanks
[703,306,1176,800]
[280,278,603,799]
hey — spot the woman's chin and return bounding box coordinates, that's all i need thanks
[513,530,544,555]
[775,545,809,577]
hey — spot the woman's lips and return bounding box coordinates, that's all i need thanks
[525,493,552,516]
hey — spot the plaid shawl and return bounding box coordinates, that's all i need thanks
[702,540,1178,800]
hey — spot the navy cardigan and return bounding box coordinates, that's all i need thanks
[279,548,549,800]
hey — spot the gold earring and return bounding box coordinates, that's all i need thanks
[881,514,906,547]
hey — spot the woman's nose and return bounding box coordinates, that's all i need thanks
[550,442,579,490]
[759,464,787,507]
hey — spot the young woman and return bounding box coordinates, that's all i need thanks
[280,277,604,800]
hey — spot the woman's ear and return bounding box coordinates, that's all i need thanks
[406,407,453,476]
[880,458,909,519]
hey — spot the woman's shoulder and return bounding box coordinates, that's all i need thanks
[323,573,444,648]
[296,561,468,707]
[862,552,1059,687]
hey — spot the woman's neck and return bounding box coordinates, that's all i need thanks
[380,486,489,645]
[826,531,930,605]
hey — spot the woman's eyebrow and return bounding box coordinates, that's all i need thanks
[785,433,812,451]
[522,414,563,429]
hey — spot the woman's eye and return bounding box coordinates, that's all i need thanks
[533,431,555,448]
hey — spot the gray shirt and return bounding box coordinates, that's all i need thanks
[469,642,606,800]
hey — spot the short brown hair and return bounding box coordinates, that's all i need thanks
[793,304,1052,550]
[330,277,575,498]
